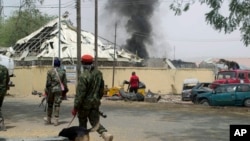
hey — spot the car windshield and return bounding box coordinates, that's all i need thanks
[183,84,196,90]
[217,71,236,79]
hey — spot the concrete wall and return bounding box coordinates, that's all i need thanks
[8,66,215,97]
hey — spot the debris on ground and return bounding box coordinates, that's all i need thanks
[158,94,184,103]
[104,88,189,104]
[144,90,161,103]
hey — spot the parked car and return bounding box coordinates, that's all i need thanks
[197,83,250,107]
[190,82,212,104]
[181,78,199,101]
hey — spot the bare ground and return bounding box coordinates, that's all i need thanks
[1,94,250,141]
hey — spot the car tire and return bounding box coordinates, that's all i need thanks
[192,95,197,104]
[200,99,210,106]
[244,99,250,107]
[181,95,185,101]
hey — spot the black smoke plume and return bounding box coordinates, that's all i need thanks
[105,0,159,59]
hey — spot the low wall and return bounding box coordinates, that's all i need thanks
[8,66,215,97]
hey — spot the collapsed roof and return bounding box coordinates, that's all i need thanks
[7,17,143,65]
[199,58,250,70]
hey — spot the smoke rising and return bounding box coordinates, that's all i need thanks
[105,0,159,59]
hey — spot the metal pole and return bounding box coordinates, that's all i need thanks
[58,0,61,58]
[112,22,117,87]
[94,0,98,69]
[76,0,81,82]
[174,46,175,60]
[0,0,3,19]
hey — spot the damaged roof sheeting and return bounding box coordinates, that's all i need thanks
[10,17,143,64]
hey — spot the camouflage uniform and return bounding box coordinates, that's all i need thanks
[45,67,68,123]
[0,64,10,131]
[74,65,107,134]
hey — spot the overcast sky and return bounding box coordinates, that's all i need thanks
[3,0,250,60]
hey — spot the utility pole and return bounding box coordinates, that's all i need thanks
[0,0,4,24]
[58,0,61,58]
[174,46,175,60]
[0,0,3,20]
[76,0,81,82]
[112,22,117,87]
[94,0,98,69]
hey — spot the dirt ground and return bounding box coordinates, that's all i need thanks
[0,94,184,139]
[1,94,250,141]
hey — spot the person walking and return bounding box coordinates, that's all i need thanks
[44,58,68,126]
[71,54,113,141]
[129,71,140,93]
[0,64,10,131]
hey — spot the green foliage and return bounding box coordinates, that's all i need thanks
[170,0,250,46]
[0,8,55,47]
[22,0,44,7]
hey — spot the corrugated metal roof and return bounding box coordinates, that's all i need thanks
[199,58,250,69]
[8,17,143,64]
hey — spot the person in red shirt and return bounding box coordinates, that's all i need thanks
[129,72,140,93]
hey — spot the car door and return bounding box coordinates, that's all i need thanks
[235,84,250,105]
[211,85,236,106]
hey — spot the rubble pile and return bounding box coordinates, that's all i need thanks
[158,94,183,103]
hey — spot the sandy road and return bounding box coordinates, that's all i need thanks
[1,95,250,141]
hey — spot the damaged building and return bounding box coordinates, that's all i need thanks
[4,17,143,67]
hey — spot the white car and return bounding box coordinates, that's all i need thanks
[181,78,199,101]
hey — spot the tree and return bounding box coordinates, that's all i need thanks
[0,9,55,47]
[0,0,55,47]
[22,0,44,7]
[170,0,250,46]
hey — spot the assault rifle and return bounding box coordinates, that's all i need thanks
[39,94,47,112]
[31,90,47,112]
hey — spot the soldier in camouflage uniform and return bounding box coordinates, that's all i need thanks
[44,58,68,126]
[71,54,113,141]
[0,64,10,131]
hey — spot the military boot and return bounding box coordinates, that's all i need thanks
[54,117,59,126]
[43,116,51,124]
[101,132,113,141]
[0,118,6,131]
[54,106,60,126]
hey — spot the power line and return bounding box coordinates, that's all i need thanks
[166,38,242,42]
[2,0,172,9]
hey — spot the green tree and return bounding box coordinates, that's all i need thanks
[21,0,44,7]
[170,0,250,46]
[0,9,55,47]
[0,0,55,47]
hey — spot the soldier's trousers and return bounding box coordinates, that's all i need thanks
[0,90,7,118]
[47,91,62,118]
[78,108,108,134]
